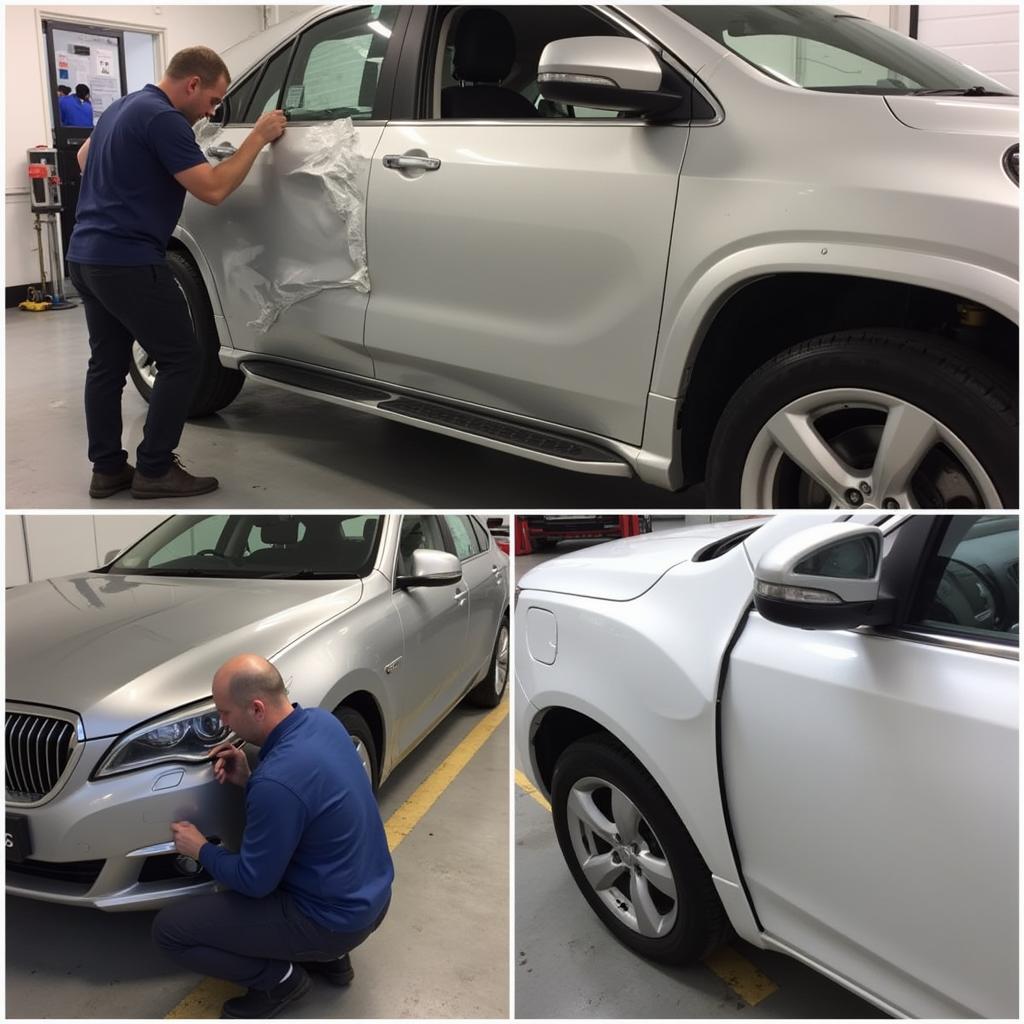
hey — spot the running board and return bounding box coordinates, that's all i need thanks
[241,359,634,478]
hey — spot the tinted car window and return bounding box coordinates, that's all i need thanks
[470,516,491,551]
[910,515,1019,643]
[216,69,259,125]
[282,6,400,121]
[397,515,449,577]
[242,43,295,122]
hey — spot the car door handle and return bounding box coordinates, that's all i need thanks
[383,153,441,172]
[454,588,467,605]
[206,142,237,159]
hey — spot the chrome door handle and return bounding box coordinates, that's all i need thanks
[383,154,440,172]
[454,588,467,605]
[206,142,237,159]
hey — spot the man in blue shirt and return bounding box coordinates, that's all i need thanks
[68,47,286,500]
[60,84,94,126]
[153,655,394,1019]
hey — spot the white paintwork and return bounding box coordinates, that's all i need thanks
[538,36,664,92]
[516,514,1018,1018]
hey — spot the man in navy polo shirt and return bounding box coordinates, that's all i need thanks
[153,654,394,1019]
[68,47,286,500]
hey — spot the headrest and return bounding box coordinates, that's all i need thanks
[258,519,300,545]
[452,8,516,84]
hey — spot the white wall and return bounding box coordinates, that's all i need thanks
[5,515,165,585]
[917,5,1019,94]
[5,5,265,291]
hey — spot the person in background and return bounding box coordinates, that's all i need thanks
[60,84,94,126]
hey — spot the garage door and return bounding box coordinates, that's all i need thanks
[917,5,1019,94]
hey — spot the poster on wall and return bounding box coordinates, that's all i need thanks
[52,28,125,119]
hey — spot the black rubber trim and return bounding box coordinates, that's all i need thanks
[243,360,390,402]
[377,396,624,463]
[713,601,765,933]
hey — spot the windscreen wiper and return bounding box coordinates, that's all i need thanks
[911,86,1012,96]
[261,570,362,580]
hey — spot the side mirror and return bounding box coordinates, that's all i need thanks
[103,548,121,564]
[753,523,895,630]
[537,37,685,117]
[396,549,463,589]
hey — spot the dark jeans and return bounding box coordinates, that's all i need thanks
[152,890,388,991]
[68,261,200,477]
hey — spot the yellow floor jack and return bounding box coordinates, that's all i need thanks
[20,148,76,313]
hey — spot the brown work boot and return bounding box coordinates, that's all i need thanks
[89,463,135,499]
[131,456,219,499]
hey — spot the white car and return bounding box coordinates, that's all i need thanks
[515,513,1018,1017]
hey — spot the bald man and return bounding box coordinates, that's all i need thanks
[152,655,394,1019]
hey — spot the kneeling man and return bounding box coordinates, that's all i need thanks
[153,654,393,1018]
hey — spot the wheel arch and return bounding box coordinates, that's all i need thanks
[168,227,232,338]
[332,688,387,781]
[666,268,1017,484]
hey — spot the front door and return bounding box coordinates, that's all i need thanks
[362,6,689,445]
[723,515,1019,1017]
[179,6,406,377]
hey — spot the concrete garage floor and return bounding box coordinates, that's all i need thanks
[6,308,705,509]
[6,702,509,1019]
[514,536,885,1019]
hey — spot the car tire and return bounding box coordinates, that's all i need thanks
[128,250,245,418]
[550,735,729,964]
[467,616,509,708]
[705,329,1017,509]
[336,707,379,791]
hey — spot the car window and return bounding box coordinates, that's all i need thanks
[241,43,296,122]
[397,515,449,577]
[147,516,230,566]
[909,515,1019,644]
[281,5,400,122]
[215,68,259,125]
[469,516,491,551]
[445,515,483,561]
[432,5,630,120]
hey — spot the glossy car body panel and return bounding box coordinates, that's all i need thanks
[6,515,509,910]
[517,515,1018,1018]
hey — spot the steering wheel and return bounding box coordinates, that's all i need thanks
[928,559,1000,631]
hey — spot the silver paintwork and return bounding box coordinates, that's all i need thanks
[168,4,1017,501]
[538,36,664,93]
[5,514,509,910]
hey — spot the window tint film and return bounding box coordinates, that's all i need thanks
[283,6,400,121]
[910,515,1019,644]
[219,69,259,125]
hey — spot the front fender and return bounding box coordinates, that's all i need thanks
[170,224,235,349]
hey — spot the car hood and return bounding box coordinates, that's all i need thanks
[885,94,1019,138]
[6,573,363,736]
[519,520,764,601]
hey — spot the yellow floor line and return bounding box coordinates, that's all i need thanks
[515,772,776,1007]
[702,944,778,1006]
[515,768,551,812]
[165,700,508,1019]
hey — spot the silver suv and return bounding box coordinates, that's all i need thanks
[6,514,508,910]
[137,5,1017,508]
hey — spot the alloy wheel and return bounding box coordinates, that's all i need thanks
[495,624,509,696]
[565,776,678,938]
[740,388,1001,509]
[352,736,372,785]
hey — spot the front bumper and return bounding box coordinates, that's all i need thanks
[6,737,245,911]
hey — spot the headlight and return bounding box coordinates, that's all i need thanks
[93,699,236,778]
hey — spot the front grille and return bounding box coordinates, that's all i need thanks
[6,858,104,885]
[5,712,76,802]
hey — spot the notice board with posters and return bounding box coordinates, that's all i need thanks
[49,25,127,120]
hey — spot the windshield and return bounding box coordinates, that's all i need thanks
[102,515,383,579]
[671,6,1014,95]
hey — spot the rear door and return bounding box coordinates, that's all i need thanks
[723,515,1018,1017]
[179,6,407,376]
[362,5,689,444]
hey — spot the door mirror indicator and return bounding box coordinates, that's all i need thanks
[537,36,685,117]
[754,523,895,629]
[397,549,463,588]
